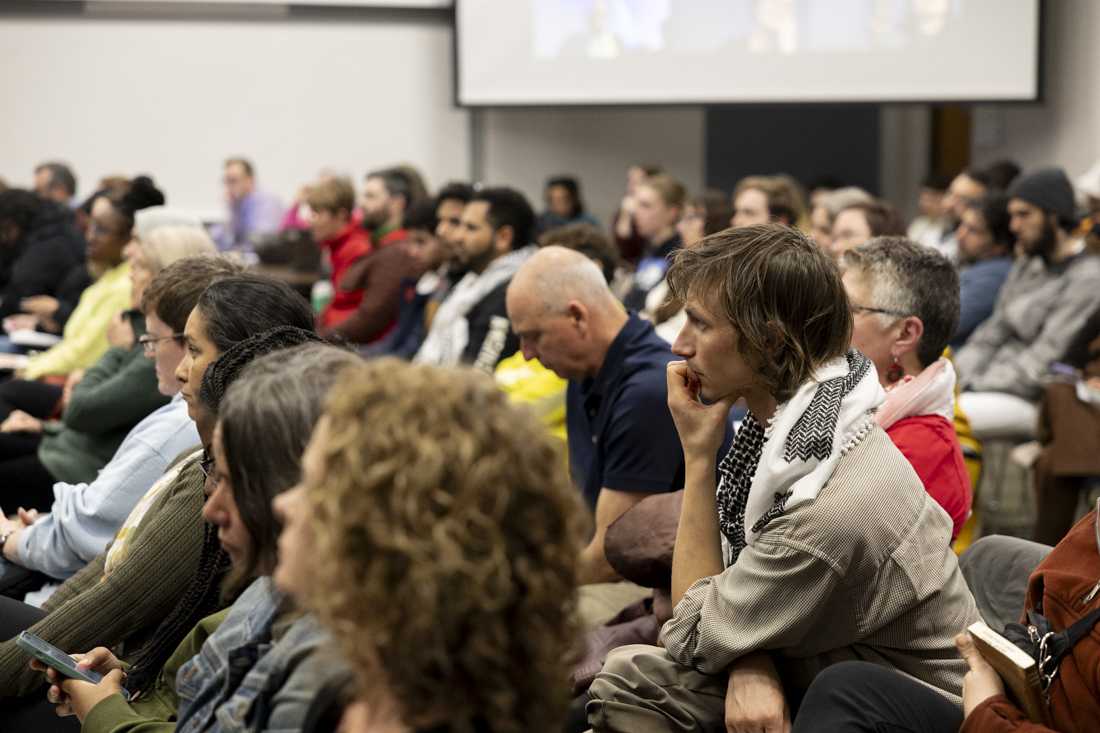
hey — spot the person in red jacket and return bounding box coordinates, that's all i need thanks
[307,177,371,329]
[841,236,972,539]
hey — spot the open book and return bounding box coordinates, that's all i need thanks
[967,621,1052,725]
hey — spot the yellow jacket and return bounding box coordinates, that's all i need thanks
[494,351,567,442]
[23,262,132,379]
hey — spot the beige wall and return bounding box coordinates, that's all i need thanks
[971,0,1100,179]
[479,107,706,230]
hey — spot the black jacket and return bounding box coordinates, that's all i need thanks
[0,201,86,319]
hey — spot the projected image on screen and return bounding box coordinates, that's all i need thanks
[457,0,1038,105]
[532,0,961,60]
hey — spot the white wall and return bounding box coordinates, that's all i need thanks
[970,0,1100,179]
[0,9,468,219]
[480,107,706,227]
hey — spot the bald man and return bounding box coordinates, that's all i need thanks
[507,246,684,593]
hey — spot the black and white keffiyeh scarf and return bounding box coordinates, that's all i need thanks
[716,350,884,567]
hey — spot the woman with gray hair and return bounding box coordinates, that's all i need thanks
[839,236,971,540]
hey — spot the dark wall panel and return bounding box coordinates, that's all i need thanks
[705,105,881,197]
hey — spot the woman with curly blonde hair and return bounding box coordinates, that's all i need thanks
[275,358,587,733]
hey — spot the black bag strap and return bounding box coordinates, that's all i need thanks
[1049,606,1100,664]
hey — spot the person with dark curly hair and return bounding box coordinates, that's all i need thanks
[279,358,586,733]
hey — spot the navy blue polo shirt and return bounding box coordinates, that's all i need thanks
[567,315,685,509]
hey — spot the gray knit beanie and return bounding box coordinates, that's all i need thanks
[1007,167,1077,224]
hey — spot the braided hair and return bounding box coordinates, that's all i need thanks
[198,326,323,412]
[123,326,325,696]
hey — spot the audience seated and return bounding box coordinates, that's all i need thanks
[3,138,1097,733]
[211,157,283,255]
[288,359,584,733]
[508,247,685,624]
[808,185,873,252]
[34,343,358,731]
[536,175,601,236]
[828,198,906,258]
[840,237,972,539]
[621,173,685,312]
[0,190,85,323]
[19,177,164,381]
[382,181,473,359]
[0,225,215,511]
[309,176,372,331]
[612,163,664,264]
[0,256,241,703]
[32,163,77,208]
[585,225,978,731]
[730,174,806,229]
[955,167,1100,440]
[952,193,1016,349]
[0,272,312,598]
[415,186,536,371]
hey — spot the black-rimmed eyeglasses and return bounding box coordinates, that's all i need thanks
[138,333,185,355]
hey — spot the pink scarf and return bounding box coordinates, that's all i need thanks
[875,357,956,430]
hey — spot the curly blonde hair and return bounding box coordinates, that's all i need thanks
[305,359,586,732]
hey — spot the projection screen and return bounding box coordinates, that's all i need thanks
[456,0,1041,106]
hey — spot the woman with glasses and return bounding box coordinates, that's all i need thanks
[0,226,216,511]
[840,237,972,540]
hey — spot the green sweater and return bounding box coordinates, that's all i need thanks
[0,456,208,698]
[39,341,167,486]
[83,608,230,733]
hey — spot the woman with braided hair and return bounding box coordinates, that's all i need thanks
[42,343,361,732]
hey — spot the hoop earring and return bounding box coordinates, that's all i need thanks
[886,357,904,383]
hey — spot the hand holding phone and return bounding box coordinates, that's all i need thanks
[19,633,129,703]
[18,632,104,685]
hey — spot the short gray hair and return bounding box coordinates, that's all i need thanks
[839,237,960,367]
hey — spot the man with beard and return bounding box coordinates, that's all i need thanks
[955,167,1100,439]
[360,167,411,248]
[414,187,536,371]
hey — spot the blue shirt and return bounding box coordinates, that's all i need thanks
[952,256,1014,350]
[567,315,684,509]
[16,394,199,579]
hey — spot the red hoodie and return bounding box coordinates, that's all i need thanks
[319,223,371,328]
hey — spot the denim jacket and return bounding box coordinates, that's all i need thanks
[175,577,340,732]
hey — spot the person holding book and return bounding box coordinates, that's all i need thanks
[791,510,1100,731]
